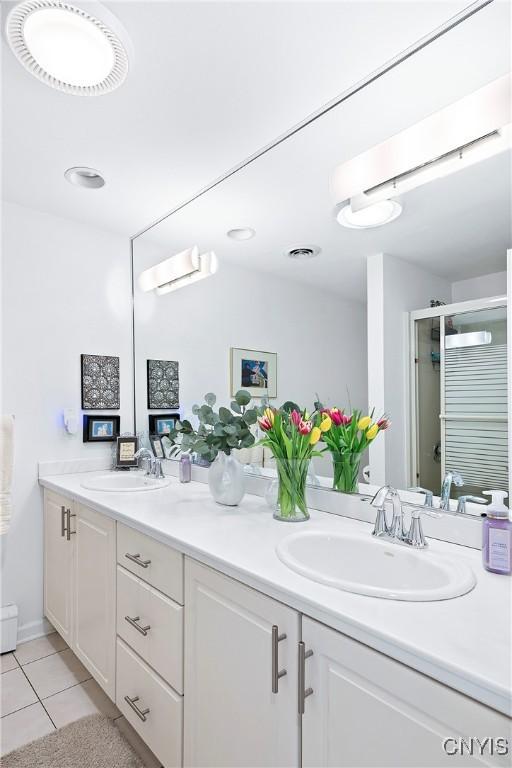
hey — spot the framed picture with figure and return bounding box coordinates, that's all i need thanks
[230,348,277,398]
[83,415,120,442]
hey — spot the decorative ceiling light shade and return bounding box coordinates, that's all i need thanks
[332,74,511,214]
[227,228,255,241]
[139,246,218,296]
[6,1,131,95]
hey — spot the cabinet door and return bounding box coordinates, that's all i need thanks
[302,616,510,768]
[73,503,116,699]
[43,491,74,645]
[184,559,299,768]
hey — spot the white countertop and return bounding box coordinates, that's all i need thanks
[39,471,512,716]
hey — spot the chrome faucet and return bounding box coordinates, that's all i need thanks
[456,495,486,514]
[408,486,434,507]
[134,447,154,475]
[440,471,463,510]
[370,485,440,548]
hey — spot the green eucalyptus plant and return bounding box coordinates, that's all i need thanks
[171,390,257,463]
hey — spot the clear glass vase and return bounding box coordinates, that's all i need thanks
[273,459,310,522]
[332,451,362,493]
[208,452,245,506]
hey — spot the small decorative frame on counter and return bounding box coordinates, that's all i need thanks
[149,434,165,459]
[81,354,120,409]
[115,436,139,468]
[83,415,120,443]
[148,413,179,436]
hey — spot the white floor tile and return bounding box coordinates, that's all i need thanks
[0,668,38,717]
[44,678,120,728]
[115,716,163,768]
[0,653,19,674]
[14,632,67,667]
[22,649,90,700]
[0,702,55,757]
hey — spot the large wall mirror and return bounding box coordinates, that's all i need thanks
[132,5,510,517]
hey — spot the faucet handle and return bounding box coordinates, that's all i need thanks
[456,495,487,515]
[408,486,434,507]
[407,507,441,548]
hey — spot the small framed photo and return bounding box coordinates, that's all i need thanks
[148,413,179,436]
[149,435,165,459]
[83,415,120,443]
[116,436,139,468]
[230,348,277,398]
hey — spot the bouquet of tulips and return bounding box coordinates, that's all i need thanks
[320,408,391,493]
[258,406,332,521]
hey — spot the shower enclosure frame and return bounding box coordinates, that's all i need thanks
[408,293,507,493]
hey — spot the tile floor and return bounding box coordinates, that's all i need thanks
[0,632,161,766]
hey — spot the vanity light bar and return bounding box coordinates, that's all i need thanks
[139,247,218,295]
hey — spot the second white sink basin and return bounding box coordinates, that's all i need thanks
[81,473,171,492]
[276,531,476,601]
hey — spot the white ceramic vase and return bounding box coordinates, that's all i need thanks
[208,452,245,506]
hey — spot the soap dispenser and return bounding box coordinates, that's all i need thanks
[482,491,511,575]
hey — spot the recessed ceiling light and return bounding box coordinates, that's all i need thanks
[286,245,321,260]
[227,227,255,241]
[336,200,402,229]
[6,1,130,96]
[65,166,105,188]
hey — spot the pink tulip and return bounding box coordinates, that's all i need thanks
[330,410,344,426]
[259,417,272,431]
[290,410,302,427]
[341,413,352,426]
[298,419,313,435]
[377,417,391,431]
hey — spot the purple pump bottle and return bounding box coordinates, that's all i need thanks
[482,491,511,575]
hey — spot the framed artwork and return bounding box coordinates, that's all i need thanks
[230,348,277,398]
[149,434,165,459]
[148,413,180,436]
[81,354,120,410]
[115,436,139,468]
[83,415,120,443]
[147,359,179,409]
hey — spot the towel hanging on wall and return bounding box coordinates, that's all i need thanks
[0,415,14,535]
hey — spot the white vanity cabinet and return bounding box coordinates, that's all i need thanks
[43,491,116,698]
[301,616,511,768]
[184,558,300,768]
[43,491,75,645]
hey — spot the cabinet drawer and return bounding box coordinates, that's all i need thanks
[117,523,183,604]
[117,565,183,693]
[116,638,182,768]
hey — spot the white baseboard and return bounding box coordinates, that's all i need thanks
[17,617,54,645]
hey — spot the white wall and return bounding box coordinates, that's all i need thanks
[367,253,451,490]
[133,247,368,452]
[451,271,507,302]
[1,202,132,641]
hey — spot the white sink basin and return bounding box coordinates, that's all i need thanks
[276,531,476,601]
[81,473,171,493]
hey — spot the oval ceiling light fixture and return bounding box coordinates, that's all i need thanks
[6,0,131,95]
[286,245,321,260]
[65,166,105,188]
[227,227,255,241]
[336,200,402,229]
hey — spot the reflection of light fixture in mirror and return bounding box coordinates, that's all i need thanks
[445,331,492,349]
[227,227,255,241]
[337,200,402,229]
[139,246,218,296]
[6,0,130,95]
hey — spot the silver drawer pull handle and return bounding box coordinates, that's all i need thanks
[298,641,314,714]
[271,625,287,694]
[125,615,151,636]
[124,695,150,722]
[125,552,151,568]
[66,509,76,541]
[61,506,66,537]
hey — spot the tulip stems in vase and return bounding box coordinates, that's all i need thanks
[333,452,362,494]
[275,459,309,522]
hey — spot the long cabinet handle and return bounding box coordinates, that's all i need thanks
[125,552,151,568]
[125,615,151,636]
[271,625,287,694]
[61,506,66,537]
[124,695,150,722]
[66,509,76,541]
[298,641,314,714]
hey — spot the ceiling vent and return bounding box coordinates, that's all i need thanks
[286,246,320,260]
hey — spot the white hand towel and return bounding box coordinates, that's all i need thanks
[0,415,14,535]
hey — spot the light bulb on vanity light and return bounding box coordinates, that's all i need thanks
[139,246,218,296]
[336,200,402,229]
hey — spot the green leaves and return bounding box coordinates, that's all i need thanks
[204,392,216,406]
[183,391,257,461]
[234,390,251,407]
